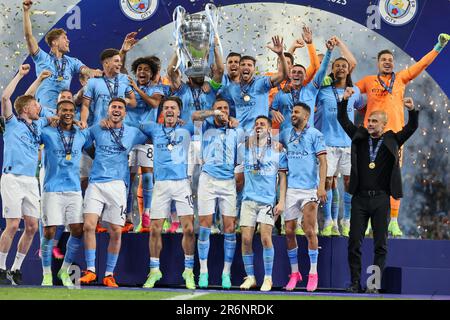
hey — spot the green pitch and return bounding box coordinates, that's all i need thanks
[0,287,401,300]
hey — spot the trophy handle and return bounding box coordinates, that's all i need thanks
[205,4,223,57]
[173,6,187,72]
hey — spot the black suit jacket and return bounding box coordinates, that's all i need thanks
[337,99,419,199]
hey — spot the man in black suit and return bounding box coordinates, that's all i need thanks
[337,87,418,293]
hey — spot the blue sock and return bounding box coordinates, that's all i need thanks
[142,172,153,210]
[41,237,53,273]
[287,247,299,273]
[324,190,333,223]
[63,235,82,266]
[197,226,211,273]
[263,247,274,277]
[344,192,352,221]
[223,233,236,267]
[85,249,96,272]
[39,221,44,243]
[242,253,254,277]
[308,249,319,274]
[54,225,64,242]
[105,253,119,275]
[331,187,340,221]
[149,257,160,270]
[185,255,194,270]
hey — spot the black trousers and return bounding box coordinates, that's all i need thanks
[348,192,390,284]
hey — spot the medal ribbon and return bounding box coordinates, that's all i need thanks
[57,126,75,157]
[289,125,309,144]
[190,87,202,111]
[369,136,384,164]
[17,118,39,144]
[163,124,178,148]
[109,126,126,151]
[331,85,343,104]
[103,76,119,98]
[377,73,395,94]
[51,52,67,80]
[240,77,255,101]
[251,135,270,170]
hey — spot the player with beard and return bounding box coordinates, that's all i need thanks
[279,103,327,292]
[237,116,287,292]
[140,97,197,290]
[22,1,102,112]
[39,100,92,287]
[192,98,244,289]
[0,65,57,285]
[271,38,335,131]
[79,98,147,287]
[356,34,448,237]
[222,52,241,86]
[220,36,288,132]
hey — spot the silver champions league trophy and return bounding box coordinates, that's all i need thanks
[173,4,222,77]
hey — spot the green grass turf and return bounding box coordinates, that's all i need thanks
[193,293,399,300]
[0,288,184,300]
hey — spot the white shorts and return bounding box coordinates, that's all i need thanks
[240,200,275,227]
[41,192,83,226]
[83,181,127,226]
[129,144,154,172]
[151,179,194,219]
[285,188,319,221]
[326,147,351,177]
[197,172,237,217]
[80,151,93,179]
[1,174,40,219]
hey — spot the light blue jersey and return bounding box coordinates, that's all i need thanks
[316,85,364,147]
[201,121,244,180]
[88,124,147,184]
[125,84,164,125]
[41,126,91,192]
[280,126,327,190]
[32,49,85,109]
[220,76,273,131]
[2,116,48,177]
[139,122,194,181]
[239,140,288,205]
[83,74,132,125]
[172,83,217,125]
[271,50,332,131]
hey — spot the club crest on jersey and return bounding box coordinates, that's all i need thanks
[120,0,158,21]
[378,0,418,26]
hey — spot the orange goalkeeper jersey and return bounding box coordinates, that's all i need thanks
[356,49,439,133]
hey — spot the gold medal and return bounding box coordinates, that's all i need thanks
[167,144,174,151]
[57,76,64,81]
[369,162,375,169]
[243,95,251,102]
[66,154,72,161]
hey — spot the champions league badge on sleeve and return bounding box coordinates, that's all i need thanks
[120,0,158,21]
[378,0,418,26]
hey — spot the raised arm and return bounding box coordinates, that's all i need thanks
[268,36,288,86]
[23,1,39,55]
[2,65,31,118]
[301,26,320,85]
[394,97,419,146]
[337,87,358,139]
[119,31,139,74]
[25,70,52,97]
[332,36,357,73]
[211,35,224,83]
[167,52,182,91]
[312,39,334,88]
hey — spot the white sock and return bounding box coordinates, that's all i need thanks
[333,219,338,226]
[87,267,96,273]
[53,240,59,247]
[391,217,398,223]
[310,263,317,274]
[11,252,26,271]
[223,262,232,275]
[61,261,71,271]
[43,266,52,274]
[264,275,272,281]
[105,271,113,277]
[0,252,8,270]
[200,259,208,274]
[144,208,150,215]
[291,263,299,274]
[324,219,332,227]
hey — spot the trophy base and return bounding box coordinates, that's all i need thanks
[185,66,210,78]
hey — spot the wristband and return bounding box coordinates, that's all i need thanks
[209,79,222,90]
